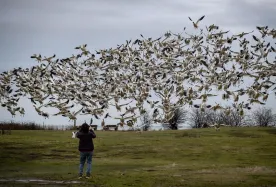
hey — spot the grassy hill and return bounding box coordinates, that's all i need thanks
[0,127,275,187]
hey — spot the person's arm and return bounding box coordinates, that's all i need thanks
[76,131,81,139]
[90,130,96,138]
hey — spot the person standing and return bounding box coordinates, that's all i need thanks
[76,122,96,179]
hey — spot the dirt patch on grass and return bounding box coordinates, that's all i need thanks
[192,166,276,183]
[236,166,276,174]
[2,144,49,150]
[51,149,68,153]
[194,166,276,175]
[42,154,76,159]
[29,153,41,159]
[131,157,144,160]
[262,128,276,135]
[2,146,25,150]
[0,178,83,185]
[155,163,178,170]
[227,131,262,138]
[175,132,201,138]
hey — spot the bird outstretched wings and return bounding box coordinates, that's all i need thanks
[90,118,93,125]
[188,15,205,28]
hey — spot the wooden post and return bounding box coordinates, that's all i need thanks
[74,119,76,128]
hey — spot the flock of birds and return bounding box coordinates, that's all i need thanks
[0,16,275,127]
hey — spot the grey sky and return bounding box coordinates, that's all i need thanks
[0,0,275,127]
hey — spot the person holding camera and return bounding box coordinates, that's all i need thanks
[76,122,96,179]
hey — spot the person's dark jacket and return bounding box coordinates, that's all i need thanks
[76,130,96,152]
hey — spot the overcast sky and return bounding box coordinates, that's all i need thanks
[0,0,275,127]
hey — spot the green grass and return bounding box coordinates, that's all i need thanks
[0,127,276,187]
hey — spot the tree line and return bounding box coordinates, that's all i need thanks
[140,107,276,130]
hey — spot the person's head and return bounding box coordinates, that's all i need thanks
[80,122,89,133]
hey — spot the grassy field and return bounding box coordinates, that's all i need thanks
[0,127,276,187]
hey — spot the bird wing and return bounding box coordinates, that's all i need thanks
[196,15,205,24]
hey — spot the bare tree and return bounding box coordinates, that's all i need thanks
[217,107,244,127]
[205,109,221,125]
[243,114,255,127]
[188,109,209,128]
[140,111,152,131]
[251,107,276,127]
[188,109,200,128]
[189,106,247,128]
[273,114,276,127]
[229,109,244,127]
[165,107,188,130]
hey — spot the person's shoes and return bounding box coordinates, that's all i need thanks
[78,174,83,179]
[85,173,91,179]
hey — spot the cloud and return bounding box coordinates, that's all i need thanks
[0,0,275,126]
[211,0,276,29]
